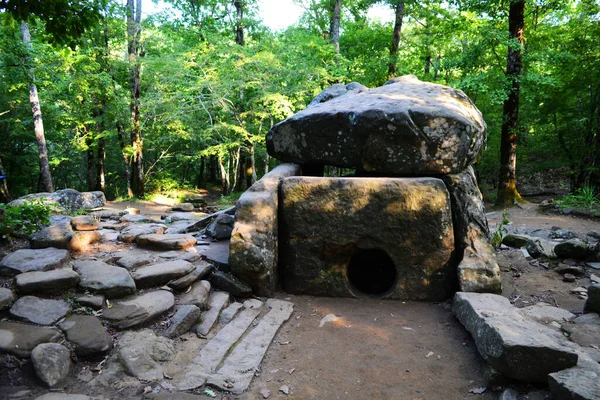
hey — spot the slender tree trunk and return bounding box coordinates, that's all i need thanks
[0,156,11,203]
[233,0,244,46]
[96,137,106,192]
[329,0,341,54]
[218,155,229,195]
[86,136,95,190]
[197,155,205,188]
[388,2,405,79]
[264,152,270,174]
[20,21,53,193]
[496,0,525,207]
[250,142,257,184]
[117,123,133,198]
[127,0,144,197]
[433,55,440,81]
[424,30,431,75]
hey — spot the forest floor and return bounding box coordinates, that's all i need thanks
[2,195,598,400]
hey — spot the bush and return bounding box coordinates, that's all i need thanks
[556,186,599,211]
[0,198,55,238]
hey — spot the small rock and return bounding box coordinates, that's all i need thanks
[571,286,588,294]
[118,223,166,243]
[549,366,600,400]
[59,315,113,356]
[15,268,80,294]
[555,264,585,276]
[70,215,99,231]
[206,214,235,240]
[550,229,577,239]
[526,238,556,259]
[31,343,71,387]
[164,305,201,338]
[0,287,14,310]
[563,273,576,283]
[29,225,76,250]
[319,314,338,328]
[208,270,252,298]
[243,299,263,309]
[259,388,270,399]
[179,280,211,309]
[120,214,154,223]
[592,274,600,284]
[502,234,530,248]
[279,385,290,395]
[172,203,194,212]
[74,294,105,310]
[10,296,70,326]
[115,330,175,381]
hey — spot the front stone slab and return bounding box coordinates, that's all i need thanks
[280,177,455,300]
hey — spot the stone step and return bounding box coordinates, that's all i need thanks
[205,299,294,394]
[10,296,71,326]
[101,290,175,330]
[193,291,230,336]
[136,234,197,250]
[0,321,62,358]
[168,262,213,291]
[0,248,70,277]
[59,315,113,356]
[15,268,80,294]
[118,223,166,243]
[131,260,195,289]
[179,308,260,391]
[73,260,136,299]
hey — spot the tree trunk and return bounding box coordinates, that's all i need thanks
[117,123,133,198]
[496,0,525,207]
[0,156,11,203]
[250,142,257,184]
[218,155,229,196]
[96,137,106,192]
[209,155,217,182]
[127,0,144,197]
[388,2,405,79]
[233,0,244,46]
[20,21,53,193]
[329,0,341,54]
[197,155,205,188]
[86,136,95,191]
[433,55,440,81]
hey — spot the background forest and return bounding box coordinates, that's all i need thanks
[0,0,598,206]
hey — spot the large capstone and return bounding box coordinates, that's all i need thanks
[267,75,486,175]
[280,176,455,300]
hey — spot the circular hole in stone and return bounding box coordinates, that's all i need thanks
[347,248,397,296]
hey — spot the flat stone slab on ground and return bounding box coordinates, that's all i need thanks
[178,280,211,309]
[15,268,80,294]
[0,287,14,310]
[75,294,105,310]
[132,260,195,289]
[0,248,70,277]
[196,241,229,269]
[10,296,71,326]
[31,343,71,388]
[101,290,175,329]
[167,262,212,291]
[120,214,154,223]
[35,394,98,400]
[562,323,600,348]
[71,215,99,231]
[453,292,579,383]
[59,315,113,356]
[0,321,62,357]
[519,304,575,325]
[74,260,136,298]
[114,329,175,381]
[219,302,244,324]
[136,234,197,250]
[164,305,201,338]
[115,254,153,270]
[548,365,600,400]
[117,223,166,243]
[194,291,230,336]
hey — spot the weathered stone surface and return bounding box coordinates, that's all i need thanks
[34,394,96,400]
[70,215,98,231]
[15,268,80,294]
[267,75,486,175]
[0,248,70,277]
[498,388,519,400]
[453,292,578,382]
[9,189,105,212]
[443,167,501,293]
[205,299,294,394]
[115,330,175,381]
[219,302,243,324]
[527,238,557,259]
[307,82,368,108]
[172,203,194,212]
[179,280,211,309]
[165,220,201,234]
[519,304,575,325]
[101,290,175,329]
[585,284,600,314]
[164,305,201,338]
[194,291,230,336]
[0,321,62,357]
[502,233,530,248]
[132,260,195,289]
[59,315,113,356]
[549,366,600,400]
[170,212,205,222]
[74,294,105,310]
[562,323,600,348]
[0,287,14,310]
[206,213,235,240]
[574,313,600,325]
[280,176,455,300]
[136,234,196,250]
[230,164,302,296]
[167,261,212,291]
[209,270,252,298]
[71,231,101,252]
[10,296,70,326]
[243,299,263,309]
[180,308,261,391]
[29,225,74,250]
[115,253,153,270]
[99,229,120,242]
[198,240,229,270]
[74,260,136,298]
[554,239,594,260]
[31,343,71,387]
[118,223,166,243]
[120,214,154,223]
[90,209,126,219]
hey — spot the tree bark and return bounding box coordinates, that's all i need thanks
[127,0,144,197]
[330,0,341,54]
[496,0,525,207]
[117,123,133,198]
[233,0,244,46]
[96,137,106,192]
[388,2,405,79]
[20,21,54,193]
[197,155,205,188]
[86,136,95,191]
[218,155,229,195]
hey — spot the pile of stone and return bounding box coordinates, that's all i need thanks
[0,203,290,399]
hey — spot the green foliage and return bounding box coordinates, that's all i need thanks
[491,210,510,249]
[217,191,244,208]
[556,186,600,211]
[0,199,55,237]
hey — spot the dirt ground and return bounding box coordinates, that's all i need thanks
[2,199,599,400]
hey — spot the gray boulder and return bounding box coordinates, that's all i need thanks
[70,215,98,231]
[0,248,69,277]
[526,237,557,259]
[132,260,195,289]
[136,233,197,250]
[502,233,530,248]
[31,343,71,387]
[548,365,600,400]
[209,270,252,298]
[73,260,136,298]
[74,294,105,310]
[15,268,80,294]
[30,225,99,252]
[167,261,213,291]
[585,284,600,314]
[554,238,594,260]
[172,203,194,212]
[267,75,486,175]
[59,315,113,356]
[101,290,175,329]
[115,253,153,270]
[307,82,369,108]
[10,296,71,326]
[9,189,105,212]
[114,330,175,381]
[453,292,578,382]
[179,280,211,309]
[206,213,235,240]
[0,287,14,310]
[164,305,201,338]
[0,321,62,357]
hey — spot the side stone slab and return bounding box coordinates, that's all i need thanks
[229,164,301,296]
